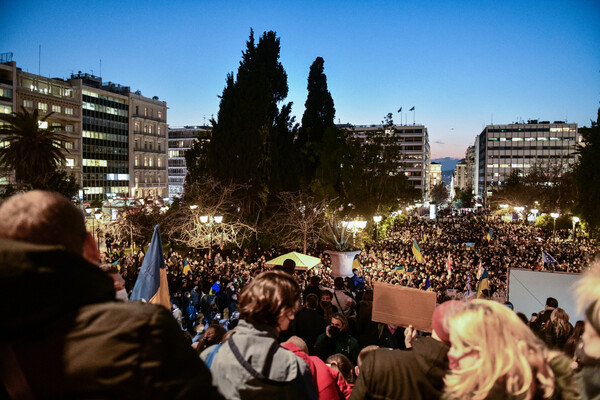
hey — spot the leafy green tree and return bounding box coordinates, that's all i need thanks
[573,108,600,232]
[298,57,336,185]
[0,107,68,188]
[40,170,80,199]
[454,186,474,208]
[196,30,297,219]
[430,182,449,205]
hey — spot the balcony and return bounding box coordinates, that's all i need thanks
[133,130,165,138]
[132,113,164,123]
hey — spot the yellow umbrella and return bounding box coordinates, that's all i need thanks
[265,251,322,271]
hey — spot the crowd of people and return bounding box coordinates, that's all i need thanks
[1,190,599,399]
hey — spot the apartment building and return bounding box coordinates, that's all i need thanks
[167,125,211,198]
[343,124,431,200]
[475,121,580,204]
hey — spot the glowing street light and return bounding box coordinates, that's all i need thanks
[530,208,539,223]
[514,206,524,221]
[373,215,382,241]
[572,216,580,238]
[550,212,560,237]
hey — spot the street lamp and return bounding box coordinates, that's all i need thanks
[530,209,539,223]
[550,213,560,237]
[373,215,382,241]
[514,206,524,222]
[94,209,103,250]
[572,216,580,238]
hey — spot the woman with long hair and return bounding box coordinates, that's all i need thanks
[200,270,316,399]
[443,300,579,400]
[542,308,574,350]
[564,320,585,358]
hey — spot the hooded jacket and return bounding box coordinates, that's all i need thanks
[350,336,449,400]
[201,319,317,400]
[0,239,217,399]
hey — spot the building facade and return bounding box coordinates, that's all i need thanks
[429,162,442,190]
[475,121,580,204]
[0,58,167,201]
[167,126,211,198]
[343,124,431,200]
[130,93,168,199]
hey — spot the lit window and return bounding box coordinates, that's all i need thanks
[65,107,74,115]
[65,158,75,167]
[144,107,148,117]
[65,125,73,132]
[38,103,48,112]
[158,111,163,120]
[52,105,61,113]
[24,100,34,108]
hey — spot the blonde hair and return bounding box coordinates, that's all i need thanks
[575,260,600,336]
[444,300,555,400]
[549,308,571,338]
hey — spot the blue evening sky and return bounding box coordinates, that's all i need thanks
[2,0,599,158]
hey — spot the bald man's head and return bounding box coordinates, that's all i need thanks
[0,190,87,255]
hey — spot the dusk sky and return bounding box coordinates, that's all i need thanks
[2,0,599,158]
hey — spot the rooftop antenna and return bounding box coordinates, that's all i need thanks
[203,115,206,125]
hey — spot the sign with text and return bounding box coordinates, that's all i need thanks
[372,281,437,332]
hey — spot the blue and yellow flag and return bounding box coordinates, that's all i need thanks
[130,225,171,309]
[412,239,423,263]
[486,229,493,242]
[477,268,489,298]
[182,258,191,275]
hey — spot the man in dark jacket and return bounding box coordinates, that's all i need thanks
[293,293,327,352]
[350,300,459,400]
[0,191,218,399]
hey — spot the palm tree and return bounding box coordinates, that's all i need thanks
[0,107,68,188]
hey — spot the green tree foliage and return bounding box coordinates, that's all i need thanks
[573,108,600,231]
[298,57,336,185]
[488,163,575,213]
[0,107,68,188]
[454,186,474,208]
[339,122,419,217]
[196,30,298,218]
[430,182,449,205]
[39,170,80,199]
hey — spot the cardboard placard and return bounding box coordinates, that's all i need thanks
[372,281,437,332]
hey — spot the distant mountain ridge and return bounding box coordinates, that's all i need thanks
[432,157,460,172]
[432,157,460,186]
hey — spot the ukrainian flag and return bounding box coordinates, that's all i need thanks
[412,239,423,263]
[486,229,493,242]
[477,268,489,298]
[130,225,171,309]
[182,258,192,275]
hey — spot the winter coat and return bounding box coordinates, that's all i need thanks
[201,319,317,400]
[282,342,352,400]
[0,238,217,399]
[350,336,449,400]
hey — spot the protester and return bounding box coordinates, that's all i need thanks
[326,354,355,386]
[293,293,327,352]
[573,261,600,399]
[564,320,585,358]
[0,190,217,399]
[350,300,457,400]
[200,270,316,399]
[541,307,574,350]
[314,313,360,365]
[443,299,579,400]
[282,336,352,400]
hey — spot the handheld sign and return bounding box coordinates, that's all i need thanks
[372,281,437,332]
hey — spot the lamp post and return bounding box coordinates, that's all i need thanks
[530,208,539,223]
[551,213,560,237]
[373,215,382,241]
[572,216,579,238]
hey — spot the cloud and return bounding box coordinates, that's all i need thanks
[434,140,445,144]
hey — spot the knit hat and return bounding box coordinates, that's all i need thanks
[431,300,462,346]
